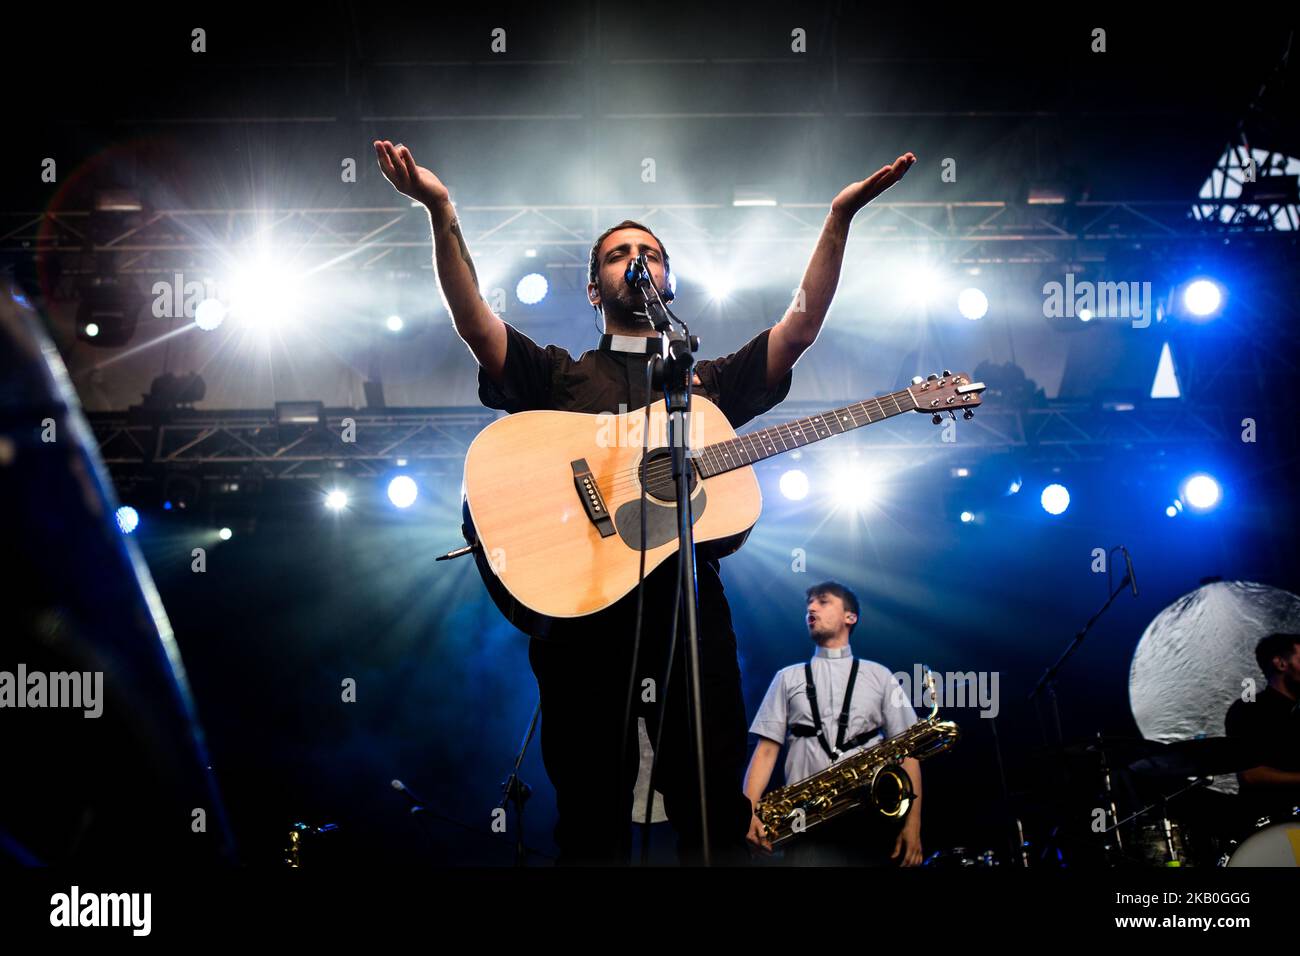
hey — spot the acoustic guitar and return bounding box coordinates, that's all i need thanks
[461,371,984,635]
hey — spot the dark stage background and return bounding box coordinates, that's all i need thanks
[3,3,1298,865]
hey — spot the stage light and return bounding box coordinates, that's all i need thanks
[141,372,206,410]
[902,266,944,305]
[779,469,809,501]
[704,270,734,302]
[960,511,974,523]
[218,527,233,540]
[1165,505,1178,518]
[1040,483,1070,515]
[195,297,226,331]
[524,248,537,258]
[952,467,970,478]
[958,288,988,320]
[386,315,404,332]
[831,465,880,511]
[1008,479,1022,495]
[387,475,418,509]
[1183,279,1222,318]
[516,273,548,305]
[231,260,300,333]
[1151,341,1181,399]
[115,506,139,534]
[77,279,142,347]
[325,490,349,511]
[1181,473,1221,511]
[1078,308,1093,322]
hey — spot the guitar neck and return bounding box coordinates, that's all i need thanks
[693,386,921,479]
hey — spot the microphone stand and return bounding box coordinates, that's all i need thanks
[627,254,711,864]
[1027,556,1136,747]
[498,697,541,867]
[1026,548,1136,865]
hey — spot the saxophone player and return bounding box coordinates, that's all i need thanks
[744,581,924,865]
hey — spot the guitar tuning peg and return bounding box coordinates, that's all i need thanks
[911,376,924,385]
[942,369,952,377]
[926,373,939,382]
[963,409,974,420]
[931,413,943,425]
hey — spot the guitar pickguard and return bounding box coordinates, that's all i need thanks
[614,487,707,551]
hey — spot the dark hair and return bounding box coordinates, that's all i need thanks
[587,219,672,288]
[805,581,861,635]
[1255,632,1300,677]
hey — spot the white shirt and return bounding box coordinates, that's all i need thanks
[749,645,920,786]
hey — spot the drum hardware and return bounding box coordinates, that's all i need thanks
[283,821,340,867]
[1217,808,1300,867]
[923,847,1000,867]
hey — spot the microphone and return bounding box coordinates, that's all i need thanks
[391,778,426,814]
[1122,547,1138,597]
[624,253,675,303]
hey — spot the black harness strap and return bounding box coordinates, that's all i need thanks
[801,658,863,761]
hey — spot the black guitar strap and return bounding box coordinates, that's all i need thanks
[803,658,861,761]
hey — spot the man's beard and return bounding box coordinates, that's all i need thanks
[598,277,654,332]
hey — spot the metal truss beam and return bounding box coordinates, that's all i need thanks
[5,199,1292,280]
[88,401,1229,485]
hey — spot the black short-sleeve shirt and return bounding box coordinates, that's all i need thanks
[1225,686,1300,818]
[476,322,794,641]
[478,323,792,429]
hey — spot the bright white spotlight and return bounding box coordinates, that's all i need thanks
[1165,505,1178,518]
[195,298,227,331]
[903,266,944,305]
[1040,483,1070,515]
[387,475,418,509]
[325,490,349,511]
[386,315,404,332]
[960,511,974,523]
[831,465,880,511]
[231,261,300,333]
[115,506,139,534]
[85,323,100,338]
[218,527,233,540]
[704,270,734,302]
[1183,279,1222,317]
[958,288,989,320]
[1182,473,1221,511]
[1078,308,1093,322]
[516,273,548,305]
[779,469,809,501]
[1008,479,1022,495]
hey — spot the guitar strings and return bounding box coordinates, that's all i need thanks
[594,394,920,496]
[597,397,916,493]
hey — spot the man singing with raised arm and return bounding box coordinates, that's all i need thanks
[375,138,915,865]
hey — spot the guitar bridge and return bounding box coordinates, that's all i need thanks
[571,459,616,537]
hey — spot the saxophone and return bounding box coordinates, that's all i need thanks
[755,669,960,848]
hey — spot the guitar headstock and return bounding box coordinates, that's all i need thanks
[908,371,986,423]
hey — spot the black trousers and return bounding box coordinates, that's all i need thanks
[528,557,753,865]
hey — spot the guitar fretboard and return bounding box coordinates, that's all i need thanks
[693,386,921,479]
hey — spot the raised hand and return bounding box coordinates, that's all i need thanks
[830,152,917,219]
[373,139,451,210]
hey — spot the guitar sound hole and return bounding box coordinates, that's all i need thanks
[638,447,698,503]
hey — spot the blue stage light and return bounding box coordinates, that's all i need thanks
[1040,483,1070,515]
[1182,473,1221,511]
[115,506,139,534]
[516,273,548,305]
[387,475,419,509]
